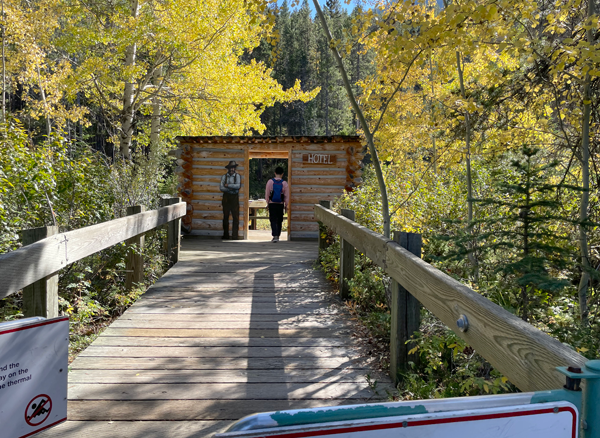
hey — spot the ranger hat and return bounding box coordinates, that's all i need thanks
[225,161,239,169]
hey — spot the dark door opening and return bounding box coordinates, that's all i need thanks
[247,156,289,241]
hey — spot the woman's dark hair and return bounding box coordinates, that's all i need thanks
[275,166,284,175]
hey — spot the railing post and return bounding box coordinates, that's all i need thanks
[21,226,59,318]
[339,209,355,300]
[160,196,181,266]
[159,197,170,255]
[125,205,145,290]
[390,231,422,384]
[318,200,331,252]
[170,197,181,265]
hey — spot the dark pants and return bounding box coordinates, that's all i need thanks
[222,193,239,238]
[269,203,285,237]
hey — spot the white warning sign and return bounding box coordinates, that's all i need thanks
[218,400,579,438]
[0,317,68,438]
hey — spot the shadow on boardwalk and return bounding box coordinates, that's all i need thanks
[40,236,391,437]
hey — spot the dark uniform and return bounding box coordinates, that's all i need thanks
[220,161,241,239]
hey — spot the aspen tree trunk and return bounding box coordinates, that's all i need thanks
[455,51,478,277]
[578,0,594,325]
[1,0,5,124]
[36,65,52,136]
[119,0,140,159]
[312,0,391,237]
[325,67,330,136]
[521,162,532,322]
[429,53,437,174]
[150,64,162,158]
[356,52,360,131]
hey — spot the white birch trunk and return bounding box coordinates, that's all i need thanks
[456,51,478,277]
[578,0,594,325]
[119,0,140,159]
[150,64,162,158]
[1,0,5,124]
[312,0,391,237]
[429,54,437,174]
[36,65,51,136]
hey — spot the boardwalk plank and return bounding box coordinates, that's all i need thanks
[38,420,232,437]
[77,346,358,358]
[130,296,332,304]
[136,281,329,288]
[124,304,338,314]
[70,356,369,370]
[118,313,346,322]
[100,328,350,337]
[92,336,356,347]
[143,287,330,294]
[68,382,378,400]
[109,320,351,329]
[63,399,359,421]
[68,369,370,383]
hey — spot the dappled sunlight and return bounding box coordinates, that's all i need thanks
[46,237,390,436]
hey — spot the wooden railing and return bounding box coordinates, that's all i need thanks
[315,203,586,393]
[0,197,186,318]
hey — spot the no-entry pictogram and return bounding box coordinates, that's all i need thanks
[24,394,52,427]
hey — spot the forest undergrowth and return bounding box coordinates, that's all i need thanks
[0,123,177,361]
[319,162,598,399]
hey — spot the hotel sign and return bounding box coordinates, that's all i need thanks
[303,153,337,165]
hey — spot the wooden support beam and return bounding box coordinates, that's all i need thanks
[339,209,355,300]
[126,206,146,290]
[244,147,250,240]
[249,216,286,221]
[390,231,422,384]
[317,200,331,252]
[170,198,182,265]
[21,226,59,318]
[160,198,171,255]
[160,197,182,266]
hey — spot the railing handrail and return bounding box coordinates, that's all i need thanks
[314,204,586,392]
[0,201,186,300]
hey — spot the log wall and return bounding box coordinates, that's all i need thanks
[174,136,364,240]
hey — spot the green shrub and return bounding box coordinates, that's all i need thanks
[347,259,388,313]
[0,121,176,359]
[399,312,515,400]
[318,167,518,399]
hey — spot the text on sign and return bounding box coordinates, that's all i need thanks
[303,153,337,165]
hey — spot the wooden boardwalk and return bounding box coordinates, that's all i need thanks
[40,236,390,437]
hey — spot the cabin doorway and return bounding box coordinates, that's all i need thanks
[246,151,291,241]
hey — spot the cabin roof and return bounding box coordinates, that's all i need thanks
[175,135,362,144]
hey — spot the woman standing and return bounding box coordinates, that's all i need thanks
[265,166,289,242]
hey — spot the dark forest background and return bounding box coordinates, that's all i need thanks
[249,0,375,136]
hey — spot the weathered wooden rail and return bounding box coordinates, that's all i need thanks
[0,197,186,318]
[314,203,587,392]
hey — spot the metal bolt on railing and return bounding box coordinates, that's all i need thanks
[456,314,469,332]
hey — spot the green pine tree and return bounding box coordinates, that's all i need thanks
[439,147,576,321]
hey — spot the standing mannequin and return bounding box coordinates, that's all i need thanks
[220,161,241,240]
[265,166,289,243]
